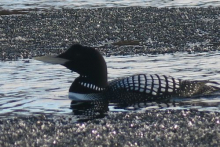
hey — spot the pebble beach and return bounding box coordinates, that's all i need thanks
[1,7,220,60]
[1,7,220,146]
[0,110,220,146]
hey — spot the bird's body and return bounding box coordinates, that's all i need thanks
[35,44,220,108]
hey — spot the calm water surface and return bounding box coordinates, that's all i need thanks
[1,52,220,118]
[1,0,220,10]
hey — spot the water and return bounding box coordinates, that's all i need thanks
[1,52,220,118]
[1,0,220,10]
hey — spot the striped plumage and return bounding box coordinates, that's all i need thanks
[105,74,220,107]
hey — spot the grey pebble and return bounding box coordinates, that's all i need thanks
[0,110,220,146]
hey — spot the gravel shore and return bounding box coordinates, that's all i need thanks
[1,7,220,146]
[0,110,220,147]
[1,7,220,60]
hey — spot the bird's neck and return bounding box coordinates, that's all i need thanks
[69,71,108,93]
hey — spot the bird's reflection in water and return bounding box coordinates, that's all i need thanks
[70,100,109,121]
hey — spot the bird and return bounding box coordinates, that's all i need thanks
[35,44,220,108]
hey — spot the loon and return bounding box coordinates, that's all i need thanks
[35,44,220,107]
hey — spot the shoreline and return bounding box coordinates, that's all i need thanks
[1,7,220,60]
[1,109,220,146]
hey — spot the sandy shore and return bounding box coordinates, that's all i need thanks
[1,7,220,146]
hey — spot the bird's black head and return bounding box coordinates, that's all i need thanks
[57,44,106,76]
[34,44,108,93]
[57,44,108,88]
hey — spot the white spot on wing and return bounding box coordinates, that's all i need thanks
[169,81,174,87]
[146,84,152,90]
[153,75,159,85]
[145,89,151,93]
[139,88,144,92]
[152,91,157,95]
[175,79,179,84]
[153,84,159,92]
[160,76,166,80]
[145,75,153,90]
[161,87,166,92]
[128,77,133,83]
[175,84,180,88]
[140,75,145,82]
[134,75,138,82]
[140,79,145,85]
[147,78,152,83]
[168,88,173,92]
[161,83,166,87]
[140,84,145,89]
[167,77,173,83]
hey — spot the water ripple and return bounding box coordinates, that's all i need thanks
[0,52,220,118]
